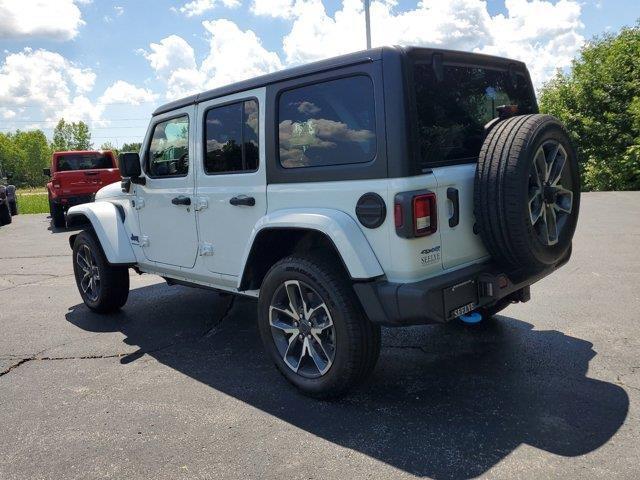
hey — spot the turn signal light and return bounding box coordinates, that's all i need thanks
[413,193,437,236]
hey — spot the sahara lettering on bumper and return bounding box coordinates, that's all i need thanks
[353,249,571,326]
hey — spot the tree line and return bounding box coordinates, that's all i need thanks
[0,119,141,187]
[539,23,640,191]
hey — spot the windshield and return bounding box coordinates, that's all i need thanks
[55,153,114,171]
[413,62,536,169]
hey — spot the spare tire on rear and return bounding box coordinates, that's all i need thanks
[474,114,580,273]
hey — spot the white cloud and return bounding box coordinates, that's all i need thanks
[275,0,584,88]
[144,20,282,100]
[0,48,157,130]
[176,0,241,17]
[251,0,295,18]
[114,5,124,16]
[99,80,157,106]
[0,0,85,40]
[200,19,283,89]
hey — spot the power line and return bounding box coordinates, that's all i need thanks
[4,118,150,123]
[0,101,158,108]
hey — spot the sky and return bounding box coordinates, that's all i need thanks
[0,0,638,148]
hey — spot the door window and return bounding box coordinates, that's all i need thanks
[146,115,190,177]
[277,75,376,169]
[204,99,259,174]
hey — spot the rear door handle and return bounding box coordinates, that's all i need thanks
[229,195,255,207]
[171,195,191,206]
[447,187,460,227]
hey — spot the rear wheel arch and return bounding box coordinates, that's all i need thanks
[240,228,353,291]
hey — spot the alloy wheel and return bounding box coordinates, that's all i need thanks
[527,140,574,246]
[76,244,100,302]
[269,280,336,378]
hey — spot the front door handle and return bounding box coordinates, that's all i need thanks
[171,195,191,206]
[447,187,460,227]
[229,195,255,207]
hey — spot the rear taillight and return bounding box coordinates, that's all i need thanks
[394,190,438,238]
[394,204,403,228]
[413,193,437,236]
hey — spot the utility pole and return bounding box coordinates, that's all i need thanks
[364,0,371,49]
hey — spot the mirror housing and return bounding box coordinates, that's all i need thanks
[43,167,51,177]
[118,152,145,192]
[118,152,142,178]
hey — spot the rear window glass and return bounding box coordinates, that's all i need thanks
[278,75,376,169]
[413,63,536,168]
[56,153,113,171]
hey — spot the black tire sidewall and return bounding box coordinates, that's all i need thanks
[258,257,358,397]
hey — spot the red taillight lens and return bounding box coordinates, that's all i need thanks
[412,193,437,236]
[394,204,403,228]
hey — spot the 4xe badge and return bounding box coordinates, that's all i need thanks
[420,245,441,266]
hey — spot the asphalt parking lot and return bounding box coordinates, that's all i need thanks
[1,191,639,479]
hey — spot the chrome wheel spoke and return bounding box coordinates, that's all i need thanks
[548,147,567,186]
[544,204,559,245]
[308,335,332,375]
[284,280,305,319]
[284,334,305,372]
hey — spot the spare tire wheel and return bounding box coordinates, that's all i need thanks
[474,114,580,272]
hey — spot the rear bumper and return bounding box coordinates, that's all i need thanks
[354,251,571,326]
[51,194,95,208]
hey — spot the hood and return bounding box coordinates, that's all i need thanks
[95,181,124,200]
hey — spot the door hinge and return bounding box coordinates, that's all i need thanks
[133,197,145,210]
[140,235,150,247]
[199,242,214,256]
[194,197,208,212]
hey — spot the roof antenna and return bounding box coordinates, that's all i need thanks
[364,0,371,49]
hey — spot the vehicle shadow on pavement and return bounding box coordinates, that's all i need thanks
[66,284,629,480]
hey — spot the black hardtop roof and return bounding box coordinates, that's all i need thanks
[153,46,526,116]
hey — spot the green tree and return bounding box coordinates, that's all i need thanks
[52,118,93,151]
[539,23,640,191]
[100,141,119,156]
[0,130,51,187]
[121,142,142,153]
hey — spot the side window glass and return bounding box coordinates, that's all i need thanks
[278,75,376,168]
[147,115,189,177]
[204,99,259,174]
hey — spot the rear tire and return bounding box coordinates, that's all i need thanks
[72,230,130,313]
[0,202,11,225]
[9,201,18,216]
[49,199,65,228]
[258,253,380,399]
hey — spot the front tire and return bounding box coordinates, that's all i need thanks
[72,230,130,313]
[258,254,380,399]
[9,200,18,216]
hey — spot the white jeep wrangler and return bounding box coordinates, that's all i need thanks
[67,47,580,398]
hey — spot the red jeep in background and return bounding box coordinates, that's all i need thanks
[44,150,121,228]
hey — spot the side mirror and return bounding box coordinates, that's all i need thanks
[118,152,142,178]
[118,152,145,188]
[43,168,51,177]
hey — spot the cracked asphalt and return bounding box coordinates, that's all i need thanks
[1,192,639,479]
